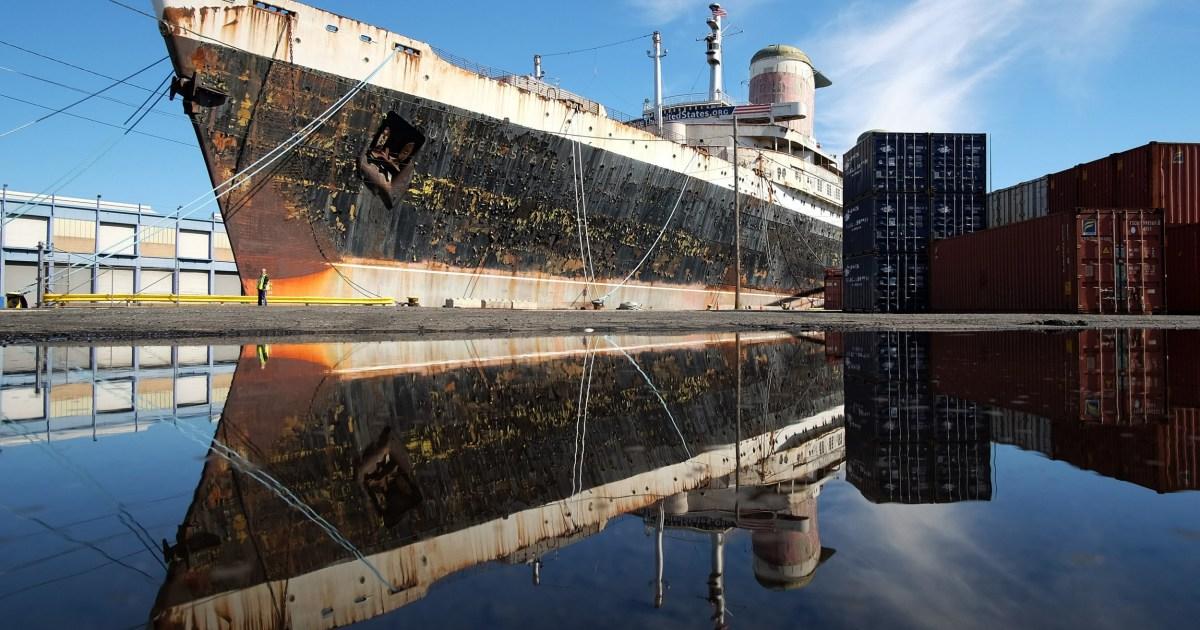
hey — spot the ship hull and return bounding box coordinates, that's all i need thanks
[160,4,840,309]
[152,333,844,626]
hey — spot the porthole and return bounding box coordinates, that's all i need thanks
[360,34,373,43]
[325,24,338,33]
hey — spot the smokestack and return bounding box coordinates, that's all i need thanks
[648,32,667,133]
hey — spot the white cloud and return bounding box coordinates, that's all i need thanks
[624,0,695,23]
[624,0,769,24]
[810,0,1152,155]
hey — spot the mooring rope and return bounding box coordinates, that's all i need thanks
[26,44,403,295]
[596,152,698,304]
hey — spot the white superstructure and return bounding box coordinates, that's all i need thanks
[153,0,841,228]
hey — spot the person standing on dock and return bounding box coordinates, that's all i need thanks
[257,269,270,306]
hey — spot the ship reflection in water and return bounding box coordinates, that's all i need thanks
[0,330,1198,629]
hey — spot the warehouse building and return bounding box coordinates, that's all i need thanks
[1,186,241,303]
[0,344,238,447]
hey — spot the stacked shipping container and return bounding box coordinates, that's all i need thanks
[1047,143,1200,224]
[842,332,992,503]
[841,131,986,312]
[932,330,1167,424]
[1165,223,1200,313]
[987,176,1047,228]
[932,329,1198,493]
[835,328,1199,494]
[978,141,1198,313]
[931,208,1165,314]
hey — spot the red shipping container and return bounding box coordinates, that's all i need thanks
[1047,168,1077,216]
[1076,329,1167,424]
[1050,142,1200,225]
[1114,143,1200,225]
[1166,224,1200,312]
[931,208,1164,313]
[823,267,843,310]
[1166,330,1200,408]
[1165,407,1200,492]
[1050,409,1199,493]
[1077,158,1116,208]
[932,331,1076,420]
[932,330,1166,425]
[824,331,843,364]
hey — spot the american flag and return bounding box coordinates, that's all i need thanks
[711,6,728,18]
[733,103,772,116]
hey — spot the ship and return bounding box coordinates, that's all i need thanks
[152,0,843,309]
[149,332,845,627]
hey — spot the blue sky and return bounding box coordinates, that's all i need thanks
[0,0,1197,215]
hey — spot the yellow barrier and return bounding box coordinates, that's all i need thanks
[42,293,395,306]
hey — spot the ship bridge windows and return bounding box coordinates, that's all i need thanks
[326,24,339,33]
[360,34,374,43]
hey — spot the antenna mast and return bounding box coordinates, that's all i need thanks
[705,4,726,101]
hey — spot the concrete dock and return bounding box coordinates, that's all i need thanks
[2,306,1198,345]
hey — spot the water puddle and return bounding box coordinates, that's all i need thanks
[0,330,1196,628]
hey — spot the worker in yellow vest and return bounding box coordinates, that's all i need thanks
[257,268,270,306]
[256,344,270,368]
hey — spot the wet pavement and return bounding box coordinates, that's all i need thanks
[9,306,1200,346]
[0,330,1197,629]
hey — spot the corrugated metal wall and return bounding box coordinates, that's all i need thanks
[4,263,38,296]
[139,270,174,295]
[52,218,95,253]
[96,224,135,256]
[213,272,242,295]
[96,268,135,294]
[95,347,134,369]
[178,271,209,295]
[987,176,1047,228]
[178,230,210,260]
[214,232,235,262]
[141,226,176,259]
[4,217,48,249]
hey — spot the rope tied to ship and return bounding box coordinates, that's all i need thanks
[168,419,405,593]
[603,336,692,459]
[570,139,597,295]
[570,340,598,498]
[27,40,405,295]
[595,151,699,305]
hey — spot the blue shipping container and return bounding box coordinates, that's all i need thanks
[930,133,987,194]
[933,395,990,442]
[934,441,993,502]
[844,132,931,201]
[844,252,930,313]
[846,441,936,504]
[842,331,931,382]
[845,377,933,442]
[844,193,932,257]
[930,193,987,240]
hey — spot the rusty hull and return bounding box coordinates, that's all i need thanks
[158,11,839,308]
[151,334,843,627]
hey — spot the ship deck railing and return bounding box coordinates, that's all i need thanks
[429,45,645,125]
